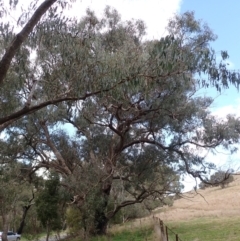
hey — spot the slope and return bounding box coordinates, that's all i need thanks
[156,174,240,222]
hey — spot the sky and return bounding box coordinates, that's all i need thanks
[67,0,182,39]
[181,0,240,108]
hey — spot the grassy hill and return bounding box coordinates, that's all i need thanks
[157,174,240,222]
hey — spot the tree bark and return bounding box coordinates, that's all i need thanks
[94,210,109,235]
[17,205,32,234]
[93,181,112,235]
[46,222,50,241]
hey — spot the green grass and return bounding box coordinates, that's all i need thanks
[46,216,240,241]
[92,228,153,241]
[166,217,240,241]
[89,216,240,241]
[61,226,153,241]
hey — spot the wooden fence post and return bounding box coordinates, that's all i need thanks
[165,226,169,241]
[159,219,167,241]
[176,234,179,241]
[159,220,164,234]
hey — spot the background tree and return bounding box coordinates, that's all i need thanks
[16,165,46,235]
[35,172,63,241]
[199,170,234,189]
[0,161,30,241]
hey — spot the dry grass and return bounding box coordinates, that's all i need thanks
[117,174,240,226]
[155,174,240,222]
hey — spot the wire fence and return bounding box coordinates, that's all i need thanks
[152,216,183,241]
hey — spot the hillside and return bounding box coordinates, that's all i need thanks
[156,174,240,222]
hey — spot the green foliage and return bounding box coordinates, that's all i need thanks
[0,162,27,218]
[66,206,82,234]
[97,228,153,241]
[35,173,62,230]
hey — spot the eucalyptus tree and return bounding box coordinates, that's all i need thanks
[5,9,240,235]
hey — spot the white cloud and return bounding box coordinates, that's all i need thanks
[212,105,239,119]
[210,98,240,119]
[68,0,182,39]
[0,132,6,140]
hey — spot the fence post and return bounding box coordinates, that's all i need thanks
[176,234,179,241]
[159,220,164,234]
[165,226,169,241]
[159,219,167,241]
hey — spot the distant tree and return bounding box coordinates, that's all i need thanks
[0,162,27,241]
[210,171,234,188]
[198,182,207,190]
[199,170,234,189]
[35,172,62,241]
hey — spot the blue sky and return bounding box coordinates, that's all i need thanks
[181,0,240,108]
[181,0,240,71]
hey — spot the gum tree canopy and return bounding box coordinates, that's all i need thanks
[1,0,240,236]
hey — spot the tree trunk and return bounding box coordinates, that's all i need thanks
[17,205,32,234]
[1,214,9,241]
[93,181,112,235]
[94,208,109,235]
[46,222,50,241]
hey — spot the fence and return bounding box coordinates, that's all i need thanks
[152,216,183,241]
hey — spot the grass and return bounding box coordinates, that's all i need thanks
[61,226,154,241]
[166,217,240,241]
[91,227,153,241]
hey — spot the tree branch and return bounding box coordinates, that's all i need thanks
[40,121,72,176]
[0,0,57,85]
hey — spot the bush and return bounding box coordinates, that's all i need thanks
[65,206,82,234]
